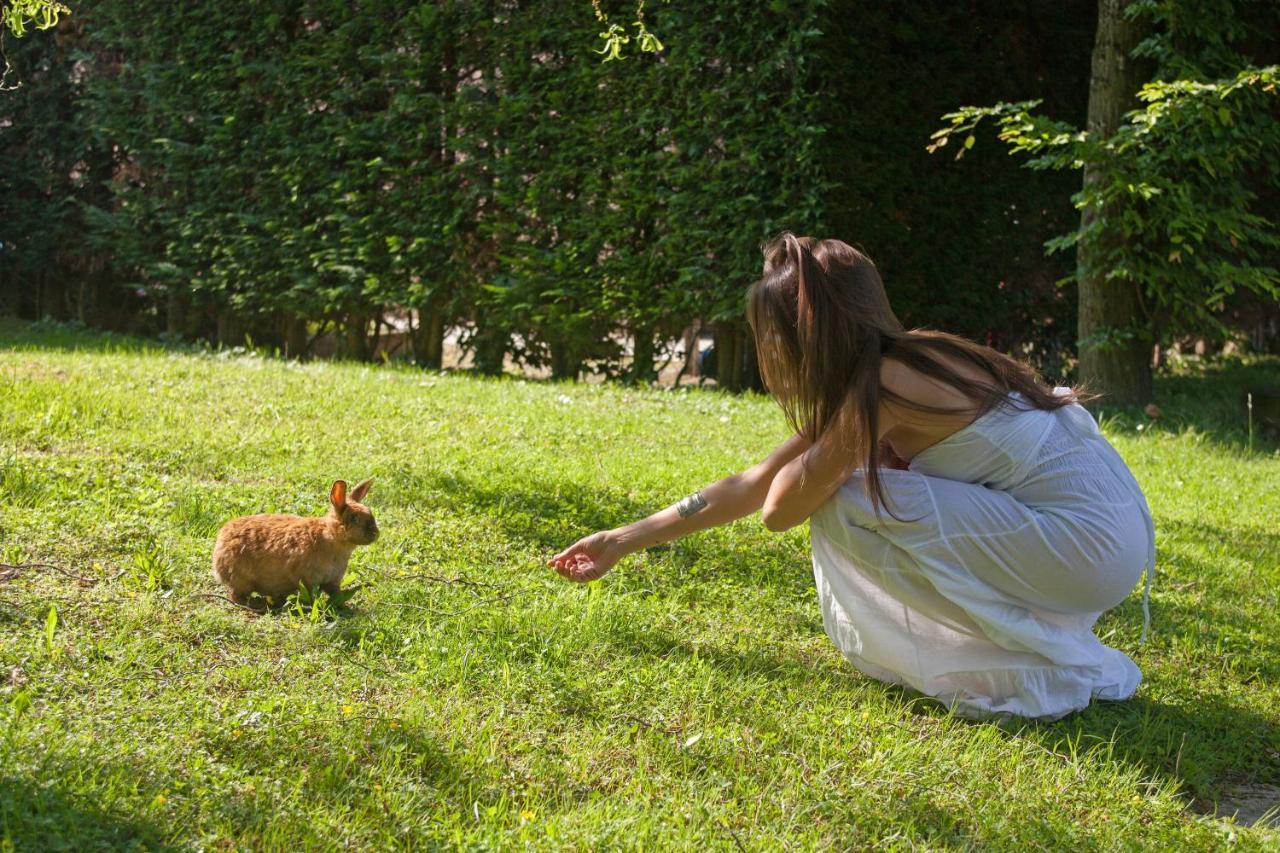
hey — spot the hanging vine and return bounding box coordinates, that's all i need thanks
[591,0,665,61]
[1,0,70,90]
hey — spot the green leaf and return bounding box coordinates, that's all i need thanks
[44,605,58,656]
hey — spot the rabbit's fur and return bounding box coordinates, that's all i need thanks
[212,479,377,609]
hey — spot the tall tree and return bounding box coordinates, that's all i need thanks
[1077,0,1152,403]
[934,1,1279,405]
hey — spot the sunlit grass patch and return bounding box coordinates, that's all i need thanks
[1,321,1278,848]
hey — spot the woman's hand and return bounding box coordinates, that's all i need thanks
[548,531,626,582]
[549,434,812,582]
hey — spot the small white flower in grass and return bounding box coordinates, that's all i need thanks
[719,416,730,424]
[556,394,573,405]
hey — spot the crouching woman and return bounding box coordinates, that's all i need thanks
[550,234,1154,720]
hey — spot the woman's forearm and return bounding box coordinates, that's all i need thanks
[609,472,766,554]
[609,434,810,555]
[762,405,900,531]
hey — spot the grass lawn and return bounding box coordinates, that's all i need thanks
[2,317,1279,849]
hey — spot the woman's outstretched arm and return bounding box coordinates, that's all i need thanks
[548,434,811,582]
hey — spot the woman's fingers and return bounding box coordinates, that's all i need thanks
[551,535,593,564]
[548,547,585,576]
[555,557,594,582]
[550,550,602,582]
[548,533,614,582]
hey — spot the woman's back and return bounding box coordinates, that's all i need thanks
[907,392,1145,513]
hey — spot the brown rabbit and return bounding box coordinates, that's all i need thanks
[212,479,378,609]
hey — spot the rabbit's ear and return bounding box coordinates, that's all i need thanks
[330,479,348,509]
[350,478,374,503]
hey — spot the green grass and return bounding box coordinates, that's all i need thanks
[1,316,1278,849]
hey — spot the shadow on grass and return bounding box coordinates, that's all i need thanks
[1019,692,1280,802]
[599,609,1280,800]
[0,317,176,355]
[1153,517,1280,680]
[427,475,1279,804]
[476,596,1279,839]
[409,469,1280,784]
[410,469,815,598]
[1094,356,1280,453]
[0,775,177,851]
[1,712,525,846]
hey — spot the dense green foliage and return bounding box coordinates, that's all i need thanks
[934,0,1280,351]
[2,320,1279,846]
[1,1,1101,383]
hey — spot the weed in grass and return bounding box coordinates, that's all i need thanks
[284,582,363,622]
[42,605,57,658]
[127,546,175,593]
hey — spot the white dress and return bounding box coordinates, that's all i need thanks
[809,390,1155,720]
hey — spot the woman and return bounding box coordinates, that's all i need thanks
[549,234,1154,720]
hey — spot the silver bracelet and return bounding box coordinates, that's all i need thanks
[676,490,708,518]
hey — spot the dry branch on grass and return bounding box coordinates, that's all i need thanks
[0,562,101,586]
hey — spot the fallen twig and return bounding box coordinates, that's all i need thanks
[99,666,207,690]
[0,562,99,586]
[189,592,264,613]
[724,824,748,853]
[614,712,683,734]
[403,571,499,591]
[363,566,498,593]
[380,590,520,618]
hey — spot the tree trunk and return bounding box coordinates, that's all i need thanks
[75,279,96,326]
[714,323,742,392]
[629,325,656,385]
[682,322,700,379]
[166,289,185,338]
[216,310,244,348]
[742,329,762,392]
[341,313,371,360]
[280,313,308,359]
[1076,0,1152,404]
[549,338,580,381]
[413,307,445,370]
[472,322,507,376]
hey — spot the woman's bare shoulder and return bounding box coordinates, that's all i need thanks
[879,355,988,416]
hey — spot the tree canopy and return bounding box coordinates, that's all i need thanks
[934,0,1279,400]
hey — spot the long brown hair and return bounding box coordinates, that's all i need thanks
[746,232,1084,512]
